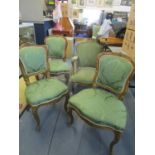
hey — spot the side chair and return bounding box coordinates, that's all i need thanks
[19,45,69,130]
[66,52,135,155]
[70,40,103,92]
[45,35,71,84]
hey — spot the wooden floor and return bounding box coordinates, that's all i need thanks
[19,87,135,155]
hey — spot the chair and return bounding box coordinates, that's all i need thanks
[70,40,103,92]
[67,52,134,155]
[19,45,69,130]
[45,35,71,84]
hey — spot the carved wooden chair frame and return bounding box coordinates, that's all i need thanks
[44,35,70,84]
[19,45,69,130]
[67,52,135,155]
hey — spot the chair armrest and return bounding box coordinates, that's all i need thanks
[71,56,78,74]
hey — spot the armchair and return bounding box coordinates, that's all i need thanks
[45,35,71,84]
[19,45,69,130]
[70,40,103,92]
[67,52,134,155]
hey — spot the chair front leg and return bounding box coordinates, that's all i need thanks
[67,107,74,126]
[31,106,40,131]
[109,131,121,155]
[64,93,69,112]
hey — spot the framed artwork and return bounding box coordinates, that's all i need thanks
[96,0,105,7]
[71,0,78,5]
[104,0,113,6]
[121,0,131,6]
[73,9,80,18]
[78,0,86,7]
[86,0,96,6]
[112,0,121,6]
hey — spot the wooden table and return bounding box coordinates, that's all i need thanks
[98,37,123,46]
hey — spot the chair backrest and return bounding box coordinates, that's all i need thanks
[19,45,50,85]
[45,35,68,59]
[76,40,103,68]
[92,25,101,39]
[94,52,134,99]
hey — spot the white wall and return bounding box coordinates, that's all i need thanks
[19,0,45,22]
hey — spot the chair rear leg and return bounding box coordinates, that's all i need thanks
[65,73,70,85]
[109,131,121,155]
[67,107,74,126]
[31,107,40,131]
[64,93,69,112]
[71,83,75,94]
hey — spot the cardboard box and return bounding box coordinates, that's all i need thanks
[122,29,135,61]
[127,4,135,30]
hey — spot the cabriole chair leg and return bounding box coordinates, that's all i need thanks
[31,107,40,131]
[67,107,74,126]
[64,93,69,112]
[109,131,121,155]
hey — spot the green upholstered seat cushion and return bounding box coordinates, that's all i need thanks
[70,67,96,84]
[69,88,127,131]
[96,55,133,94]
[19,47,47,74]
[49,59,70,73]
[25,78,68,105]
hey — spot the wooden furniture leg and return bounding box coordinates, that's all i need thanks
[65,73,70,85]
[67,107,74,126]
[109,131,121,155]
[64,93,69,112]
[31,107,40,131]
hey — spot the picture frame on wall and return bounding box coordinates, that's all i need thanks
[71,0,78,6]
[78,0,86,7]
[121,0,131,6]
[96,0,105,7]
[112,0,121,6]
[86,0,96,6]
[104,0,113,6]
[72,9,80,18]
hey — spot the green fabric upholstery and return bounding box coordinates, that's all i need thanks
[20,46,47,74]
[96,55,133,94]
[76,41,103,67]
[46,36,66,58]
[71,67,96,84]
[26,78,68,105]
[69,88,127,131]
[49,59,70,73]
[92,25,100,39]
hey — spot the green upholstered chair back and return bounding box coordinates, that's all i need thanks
[19,46,49,77]
[92,25,100,39]
[94,53,134,97]
[45,36,67,59]
[76,41,103,68]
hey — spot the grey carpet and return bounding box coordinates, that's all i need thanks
[19,88,135,155]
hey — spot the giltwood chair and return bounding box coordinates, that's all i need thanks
[70,40,103,92]
[19,45,69,130]
[67,52,134,155]
[45,35,71,84]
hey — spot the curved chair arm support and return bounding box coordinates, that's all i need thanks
[71,56,78,74]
